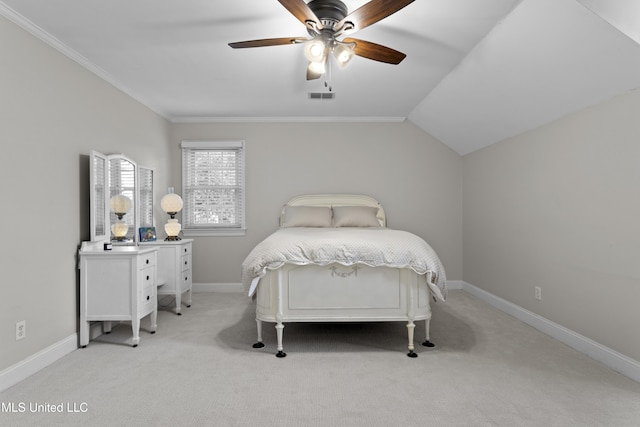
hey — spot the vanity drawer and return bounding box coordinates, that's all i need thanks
[140,252,156,269]
[181,244,192,256]
[180,269,192,292]
[139,266,155,288]
[180,253,191,272]
[139,280,156,312]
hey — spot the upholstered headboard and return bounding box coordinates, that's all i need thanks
[279,194,386,227]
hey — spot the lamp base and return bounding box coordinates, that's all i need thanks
[164,236,182,241]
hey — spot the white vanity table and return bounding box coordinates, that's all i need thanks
[79,150,160,347]
[139,239,193,315]
[79,242,158,347]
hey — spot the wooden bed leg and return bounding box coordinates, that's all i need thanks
[275,322,286,358]
[252,318,265,349]
[421,318,435,348]
[407,320,418,358]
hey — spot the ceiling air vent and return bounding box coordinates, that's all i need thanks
[308,92,335,100]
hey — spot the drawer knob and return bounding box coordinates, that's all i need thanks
[146,259,149,264]
[146,275,150,281]
[147,295,150,301]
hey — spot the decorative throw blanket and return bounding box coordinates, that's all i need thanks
[241,227,447,301]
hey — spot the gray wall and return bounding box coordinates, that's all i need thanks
[170,121,463,285]
[0,16,171,371]
[463,88,640,361]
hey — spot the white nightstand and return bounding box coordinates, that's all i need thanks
[79,242,158,347]
[140,239,193,315]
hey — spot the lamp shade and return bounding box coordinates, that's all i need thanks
[164,218,182,238]
[111,221,128,239]
[109,194,131,214]
[161,193,183,214]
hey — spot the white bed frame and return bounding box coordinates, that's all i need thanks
[252,194,436,358]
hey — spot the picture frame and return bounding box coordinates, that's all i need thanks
[139,227,156,242]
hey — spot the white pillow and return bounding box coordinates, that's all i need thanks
[332,206,381,227]
[281,206,333,228]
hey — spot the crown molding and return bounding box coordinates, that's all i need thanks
[169,116,407,124]
[0,2,169,120]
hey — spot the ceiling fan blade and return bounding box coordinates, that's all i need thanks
[343,38,406,64]
[338,0,414,33]
[278,0,322,29]
[228,37,308,49]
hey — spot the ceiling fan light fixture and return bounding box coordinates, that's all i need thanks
[229,0,414,79]
[333,42,354,68]
[304,39,326,62]
[308,60,326,75]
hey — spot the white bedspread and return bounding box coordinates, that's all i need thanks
[241,227,447,301]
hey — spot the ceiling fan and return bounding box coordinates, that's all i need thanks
[228,0,415,82]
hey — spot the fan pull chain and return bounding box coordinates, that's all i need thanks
[324,56,333,92]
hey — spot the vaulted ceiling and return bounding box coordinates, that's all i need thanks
[2,0,640,154]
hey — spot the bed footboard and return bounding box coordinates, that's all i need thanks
[252,264,434,357]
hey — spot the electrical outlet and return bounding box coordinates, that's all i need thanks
[534,286,542,301]
[16,320,26,340]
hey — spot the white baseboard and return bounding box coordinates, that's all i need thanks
[446,280,464,290]
[0,334,77,393]
[193,282,243,293]
[461,281,640,384]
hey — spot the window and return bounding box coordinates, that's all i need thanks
[181,140,246,236]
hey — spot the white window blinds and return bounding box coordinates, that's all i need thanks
[181,140,246,236]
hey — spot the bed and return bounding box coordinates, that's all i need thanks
[241,194,447,358]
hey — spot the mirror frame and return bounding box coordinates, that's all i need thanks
[89,150,154,244]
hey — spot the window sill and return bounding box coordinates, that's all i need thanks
[182,228,246,237]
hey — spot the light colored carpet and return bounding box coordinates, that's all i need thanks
[1,290,639,426]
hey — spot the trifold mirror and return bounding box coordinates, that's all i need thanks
[89,150,154,243]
